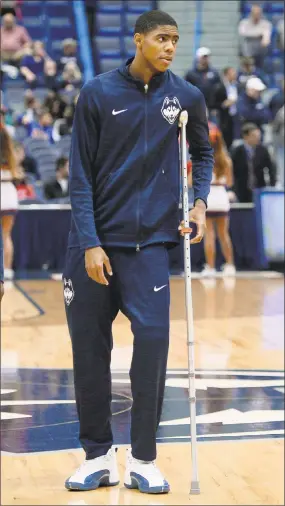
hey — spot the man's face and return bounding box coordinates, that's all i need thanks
[198,55,210,70]
[135,25,179,72]
[247,87,261,100]
[3,13,15,29]
[226,68,237,82]
[64,44,76,56]
[251,5,262,23]
[246,128,261,146]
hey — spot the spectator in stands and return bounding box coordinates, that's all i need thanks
[17,91,41,127]
[29,109,54,144]
[184,47,221,116]
[237,56,269,93]
[236,76,270,137]
[1,12,31,65]
[43,90,67,120]
[1,0,21,18]
[231,122,276,203]
[268,77,284,120]
[13,140,39,180]
[238,4,272,69]
[60,61,83,91]
[276,17,284,51]
[20,41,50,87]
[57,38,80,72]
[44,156,69,200]
[0,125,18,280]
[213,67,238,150]
[43,60,63,91]
[272,105,284,189]
[1,0,16,17]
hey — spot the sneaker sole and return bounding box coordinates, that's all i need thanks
[65,472,119,491]
[124,475,170,494]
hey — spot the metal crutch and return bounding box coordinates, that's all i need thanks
[178,110,200,495]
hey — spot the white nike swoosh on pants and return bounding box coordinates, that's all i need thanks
[112,109,128,115]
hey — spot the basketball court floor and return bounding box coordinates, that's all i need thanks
[1,273,284,505]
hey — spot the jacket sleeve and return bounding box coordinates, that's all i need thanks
[186,88,214,206]
[69,81,102,250]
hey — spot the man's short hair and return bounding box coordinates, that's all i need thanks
[56,156,68,171]
[240,56,254,66]
[62,38,77,47]
[241,122,259,137]
[134,9,178,35]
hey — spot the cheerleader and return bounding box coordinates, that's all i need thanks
[0,125,18,280]
[201,126,236,277]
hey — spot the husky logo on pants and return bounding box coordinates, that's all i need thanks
[63,278,74,306]
[161,96,182,124]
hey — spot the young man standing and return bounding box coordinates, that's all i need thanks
[64,10,213,494]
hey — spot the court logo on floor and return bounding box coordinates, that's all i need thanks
[1,369,284,454]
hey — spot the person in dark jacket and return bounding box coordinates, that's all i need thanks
[231,122,276,202]
[184,46,221,115]
[236,76,271,138]
[213,66,238,149]
[44,157,69,200]
[64,10,213,494]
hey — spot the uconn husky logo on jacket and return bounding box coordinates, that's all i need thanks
[161,96,182,124]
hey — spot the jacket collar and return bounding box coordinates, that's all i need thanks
[118,57,168,91]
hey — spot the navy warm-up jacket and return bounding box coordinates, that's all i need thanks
[68,58,214,251]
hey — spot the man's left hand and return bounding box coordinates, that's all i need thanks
[179,199,207,244]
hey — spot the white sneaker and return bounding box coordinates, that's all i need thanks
[222,264,236,277]
[201,265,216,278]
[4,268,14,281]
[65,447,119,491]
[124,448,170,494]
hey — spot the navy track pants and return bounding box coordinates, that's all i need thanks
[63,244,170,461]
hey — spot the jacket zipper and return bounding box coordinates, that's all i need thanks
[136,83,148,252]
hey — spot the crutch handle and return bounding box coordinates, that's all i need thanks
[179,227,192,236]
[178,110,188,127]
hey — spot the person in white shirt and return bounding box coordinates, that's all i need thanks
[238,4,272,69]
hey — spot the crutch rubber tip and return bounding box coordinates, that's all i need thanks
[190,481,200,494]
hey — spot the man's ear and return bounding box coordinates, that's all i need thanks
[134,33,144,50]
